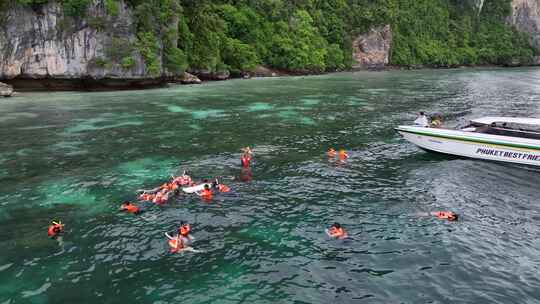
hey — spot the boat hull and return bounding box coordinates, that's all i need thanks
[396,126,540,167]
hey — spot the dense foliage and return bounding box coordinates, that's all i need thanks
[10,0,538,75]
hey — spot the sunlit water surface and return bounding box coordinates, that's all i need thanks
[1,68,540,303]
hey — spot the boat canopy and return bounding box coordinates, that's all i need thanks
[470,117,540,126]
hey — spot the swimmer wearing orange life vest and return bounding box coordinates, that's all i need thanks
[212,178,230,193]
[47,220,65,239]
[327,148,337,158]
[338,149,349,160]
[120,201,141,214]
[326,222,348,239]
[197,184,213,201]
[431,211,458,221]
[167,233,185,253]
[167,222,196,253]
[172,171,193,187]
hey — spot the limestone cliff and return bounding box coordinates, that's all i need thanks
[0,0,162,89]
[352,25,392,69]
[510,0,540,62]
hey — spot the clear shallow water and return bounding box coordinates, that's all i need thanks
[1,68,540,303]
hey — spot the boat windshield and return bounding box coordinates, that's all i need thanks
[461,122,540,140]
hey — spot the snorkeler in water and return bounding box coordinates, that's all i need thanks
[197,184,213,201]
[120,201,141,214]
[171,171,193,187]
[327,148,337,158]
[47,220,65,239]
[326,222,348,239]
[166,224,199,253]
[338,149,349,160]
[212,178,230,193]
[431,211,458,221]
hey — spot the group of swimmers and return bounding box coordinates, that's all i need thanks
[47,145,458,249]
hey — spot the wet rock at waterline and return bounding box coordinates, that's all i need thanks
[177,72,202,85]
[190,69,230,81]
[0,82,13,97]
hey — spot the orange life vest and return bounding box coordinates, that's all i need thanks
[435,211,455,220]
[201,189,213,200]
[329,227,345,238]
[122,203,140,214]
[179,224,191,236]
[168,236,184,253]
[218,184,230,193]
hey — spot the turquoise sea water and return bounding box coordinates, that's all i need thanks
[1,69,540,303]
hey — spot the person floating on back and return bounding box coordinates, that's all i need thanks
[166,222,198,253]
[48,220,64,239]
[120,201,141,214]
[326,222,348,239]
[414,111,429,127]
[431,211,458,221]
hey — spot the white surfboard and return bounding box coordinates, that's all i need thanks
[182,183,211,194]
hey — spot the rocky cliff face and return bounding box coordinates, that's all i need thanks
[0,0,162,89]
[352,25,392,69]
[510,0,540,62]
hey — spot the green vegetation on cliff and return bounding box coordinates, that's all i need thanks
[10,0,538,75]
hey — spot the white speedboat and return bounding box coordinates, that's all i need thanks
[396,117,540,166]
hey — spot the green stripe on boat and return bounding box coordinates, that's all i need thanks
[396,128,540,151]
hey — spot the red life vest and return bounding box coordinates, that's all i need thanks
[241,155,251,168]
[47,224,63,238]
[168,236,183,253]
[179,224,191,236]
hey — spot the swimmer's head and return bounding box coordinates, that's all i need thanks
[448,213,458,221]
[332,222,341,229]
[204,184,210,190]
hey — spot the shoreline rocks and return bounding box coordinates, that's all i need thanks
[177,72,202,85]
[0,82,14,97]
